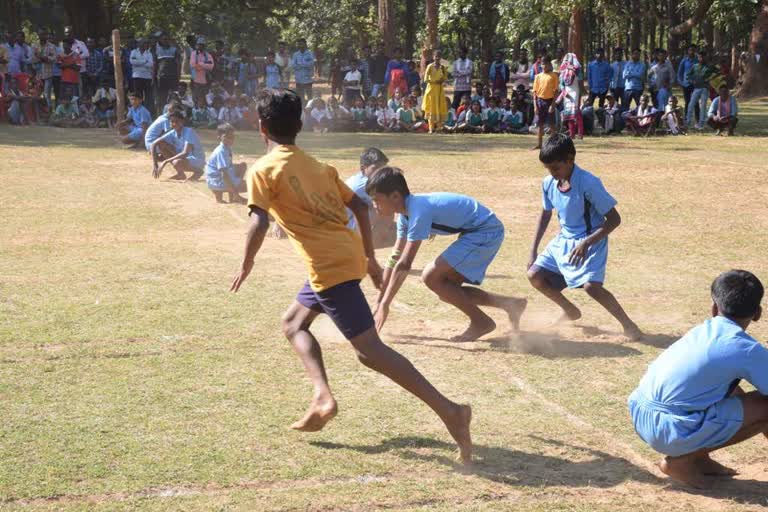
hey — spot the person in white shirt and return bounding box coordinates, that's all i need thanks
[511,48,531,90]
[343,60,362,105]
[452,47,473,109]
[129,38,155,115]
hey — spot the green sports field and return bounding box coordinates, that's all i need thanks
[2,99,768,511]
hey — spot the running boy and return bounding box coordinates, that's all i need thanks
[230,90,473,462]
[368,167,527,342]
[527,134,641,339]
[205,122,248,203]
[629,270,768,489]
[117,93,152,147]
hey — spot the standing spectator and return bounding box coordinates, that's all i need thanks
[649,48,674,109]
[8,31,32,78]
[219,43,238,94]
[190,37,214,105]
[130,38,154,115]
[359,45,373,98]
[556,52,584,139]
[275,41,292,88]
[57,38,81,100]
[369,45,388,97]
[385,47,408,99]
[0,33,9,93]
[50,33,62,101]
[676,44,697,115]
[38,31,57,108]
[181,34,195,79]
[264,50,281,89]
[211,40,226,84]
[586,47,612,108]
[488,51,510,98]
[291,38,315,103]
[609,47,625,108]
[532,57,558,149]
[551,47,565,73]
[83,37,103,99]
[422,49,449,133]
[343,60,362,105]
[511,48,530,90]
[155,32,180,111]
[686,49,717,130]
[452,46,473,109]
[622,48,646,109]
[405,60,420,91]
[707,85,738,135]
[102,38,128,90]
[63,26,88,98]
[238,49,259,96]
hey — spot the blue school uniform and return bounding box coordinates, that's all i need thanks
[533,164,616,288]
[205,142,241,191]
[127,105,152,141]
[344,172,371,231]
[157,127,206,170]
[628,316,768,456]
[144,113,171,151]
[397,193,503,284]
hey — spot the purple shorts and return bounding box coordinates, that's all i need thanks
[296,280,374,340]
[536,98,555,126]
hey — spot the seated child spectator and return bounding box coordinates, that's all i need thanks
[629,270,768,489]
[456,100,484,133]
[78,95,99,128]
[471,82,485,104]
[218,96,244,128]
[350,96,368,131]
[49,95,80,127]
[502,99,527,134]
[206,82,229,107]
[242,97,260,130]
[483,96,502,133]
[4,78,30,125]
[707,85,738,136]
[191,97,212,128]
[623,94,658,137]
[327,96,353,131]
[151,111,206,180]
[92,80,117,109]
[208,96,224,128]
[309,98,332,133]
[661,95,686,135]
[205,122,248,203]
[95,97,115,128]
[375,95,397,131]
[601,92,622,135]
[455,93,471,117]
[117,92,152,147]
[387,89,403,112]
[442,97,457,133]
[410,84,423,109]
[513,84,533,125]
[396,96,426,132]
[177,82,195,110]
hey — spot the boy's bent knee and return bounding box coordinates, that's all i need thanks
[583,281,603,295]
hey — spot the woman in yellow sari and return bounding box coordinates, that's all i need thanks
[422,49,448,133]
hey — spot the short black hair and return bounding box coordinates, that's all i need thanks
[255,89,302,138]
[360,147,389,168]
[539,133,576,164]
[711,270,764,318]
[365,166,410,197]
[217,122,236,136]
[169,110,186,122]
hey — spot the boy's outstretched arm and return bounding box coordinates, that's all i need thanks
[347,195,383,289]
[373,239,421,331]
[568,207,621,265]
[528,209,553,269]
[378,237,407,304]
[230,207,270,292]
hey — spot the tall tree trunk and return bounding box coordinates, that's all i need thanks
[738,0,768,97]
[669,0,716,36]
[568,8,585,62]
[421,0,438,74]
[63,0,112,37]
[378,0,396,56]
[404,0,417,58]
[5,0,20,33]
[559,20,569,50]
[630,0,642,49]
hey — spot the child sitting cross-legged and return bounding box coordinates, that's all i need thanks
[455,100,484,133]
[502,99,528,134]
[629,270,768,489]
[396,96,426,132]
[205,122,248,203]
[49,95,80,128]
[482,96,502,133]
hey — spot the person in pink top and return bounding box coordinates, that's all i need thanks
[190,36,214,105]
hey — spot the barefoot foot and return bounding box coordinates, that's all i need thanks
[697,454,738,477]
[553,307,582,326]
[623,322,644,341]
[290,398,338,432]
[450,317,496,342]
[502,298,527,332]
[168,172,186,181]
[444,404,473,464]
[658,457,710,489]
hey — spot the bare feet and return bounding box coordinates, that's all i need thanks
[502,298,528,332]
[290,397,338,432]
[444,404,473,464]
[450,316,496,342]
[189,172,203,181]
[554,306,582,326]
[168,172,186,180]
[623,322,643,341]
[658,457,710,489]
[697,454,738,476]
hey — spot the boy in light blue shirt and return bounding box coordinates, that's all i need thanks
[622,48,646,109]
[527,134,641,339]
[368,168,527,342]
[629,270,768,489]
[150,111,206,181]
[144,101,178,151]
[117,93,152,147]
[205,123,247,203]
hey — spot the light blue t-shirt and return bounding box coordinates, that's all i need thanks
[158,126,205,164]
[144,113,171,147]
[542,165,617,240]
[129,105,152,127]
[205,142,239,190]
[622,60,647,91]
[345,172,371,230]
[634,316,768,411]
[396,193,496,241]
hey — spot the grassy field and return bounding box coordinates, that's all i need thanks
[2,98,768,511]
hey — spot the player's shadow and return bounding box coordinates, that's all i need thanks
[311,435,661,489]
[576,325,677,349]
[392,331,643,359]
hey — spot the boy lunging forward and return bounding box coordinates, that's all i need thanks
[629,270,768,489]
[230,90,472,463]
[527,134,641,339]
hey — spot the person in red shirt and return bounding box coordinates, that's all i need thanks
[57,38,81,102]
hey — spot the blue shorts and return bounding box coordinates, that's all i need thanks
[628,390,743,457]
[127,126,144,141]
[441,217,504,285]
[533,235,608,288]
[206,167,243,191]
[296,280,374,340]
[186,155,206,171]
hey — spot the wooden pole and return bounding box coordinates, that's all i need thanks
[112,29,125,122]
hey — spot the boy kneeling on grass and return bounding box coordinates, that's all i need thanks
[229,89,473,463]
[629,270,768,489]
[205,122,248,203]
